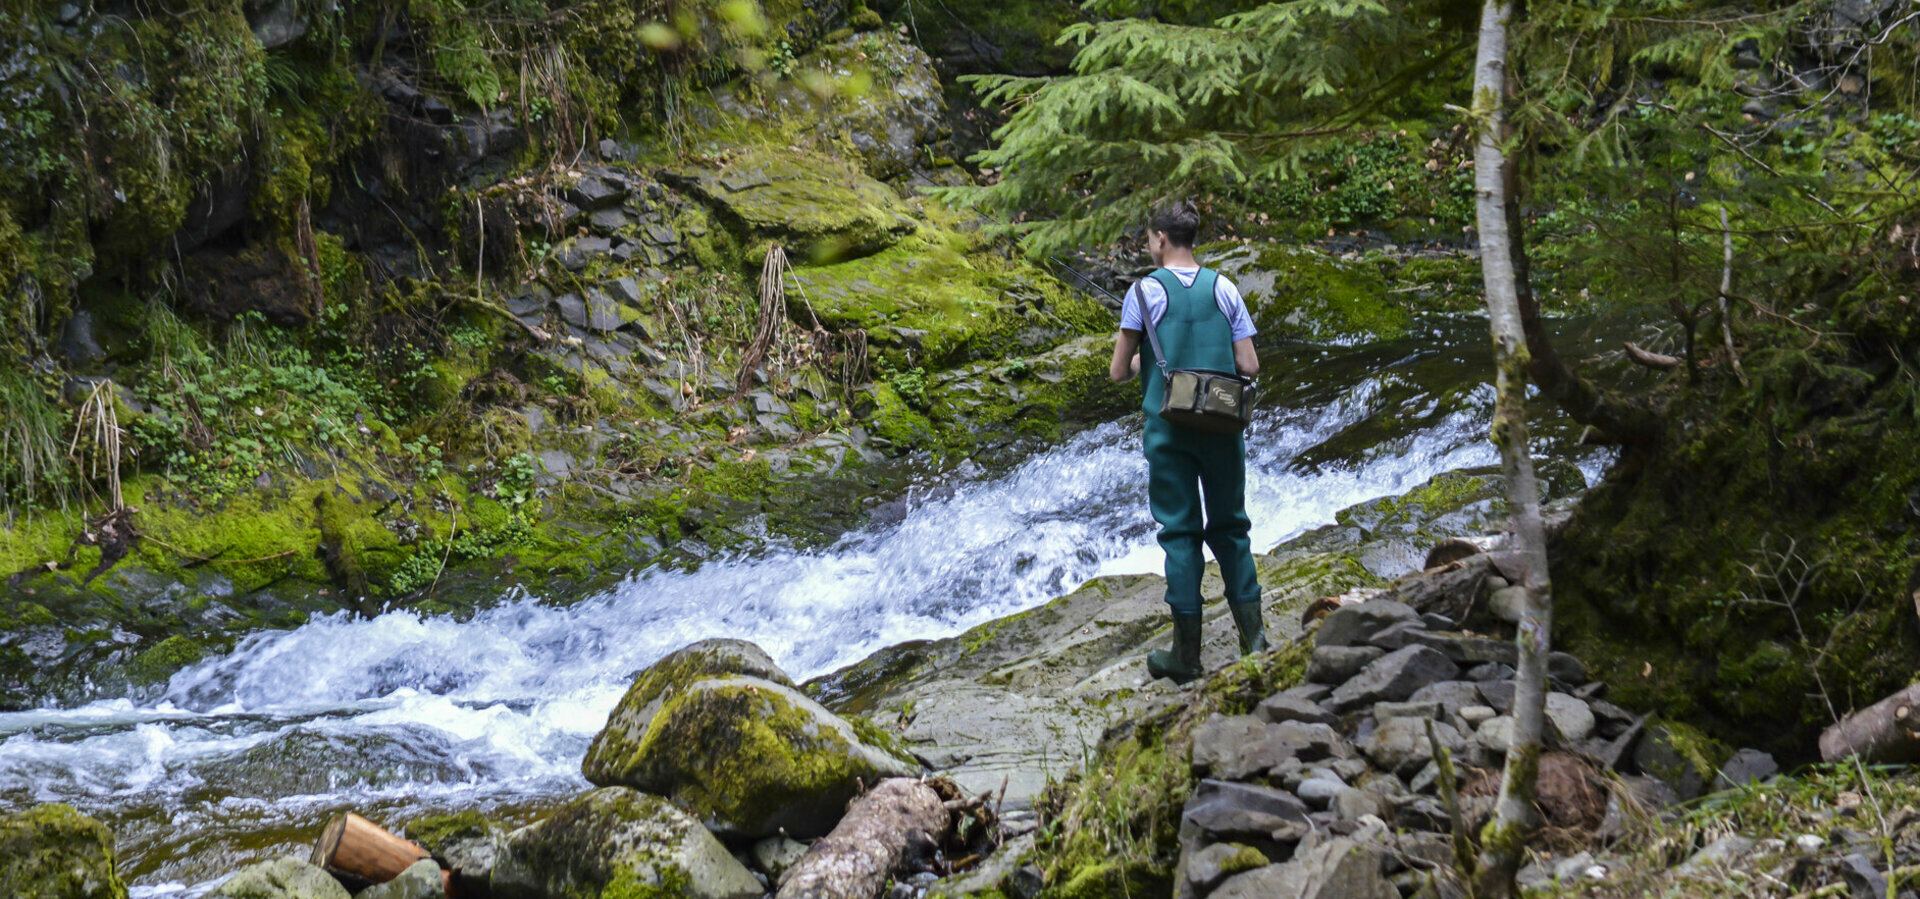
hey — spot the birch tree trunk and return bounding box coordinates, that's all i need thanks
[1467,0,1555,894]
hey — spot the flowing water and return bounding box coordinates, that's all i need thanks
[0,314,1619,895]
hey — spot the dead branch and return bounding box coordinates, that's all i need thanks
[1624,342,1683,370]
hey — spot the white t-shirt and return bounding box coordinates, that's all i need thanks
[1118,266,1258,341]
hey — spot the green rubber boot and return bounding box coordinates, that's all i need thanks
[1229,601,1269,656]
[1147,613,1204,684]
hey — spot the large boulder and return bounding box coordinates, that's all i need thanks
[211,858,348,899]
[584,640,918,839]
[660,147,915,263]
[1208,242,1408,342]
[0,804,129,899]
[492,787,761,899]
[584,638,796,778]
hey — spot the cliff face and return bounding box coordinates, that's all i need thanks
[0,0,1133,707]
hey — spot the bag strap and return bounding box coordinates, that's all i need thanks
[1133,280,1170,382]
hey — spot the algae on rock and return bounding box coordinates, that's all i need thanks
[0,804,129,899]
[492,787,761,899]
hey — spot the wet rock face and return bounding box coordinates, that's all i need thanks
[492,787,761,899]
[661,147,915,263]
[0,804,129,899]
[583,639,916,839]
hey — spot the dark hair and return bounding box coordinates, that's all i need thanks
[1150,200,1201,248]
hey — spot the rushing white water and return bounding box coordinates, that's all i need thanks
[0,318,1612,893]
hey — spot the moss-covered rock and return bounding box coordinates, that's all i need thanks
[0,804,128,899]
[1207,242,1408,343]
[127,634,205,685]
[210,857,347,899]
[583,638,796,782]
[586,671,919,839]
[661,146,915,264]
[491,786,761,899]
[401,810,504,894]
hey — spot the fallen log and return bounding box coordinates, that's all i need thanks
[776,778,947,899]
[1820,685,1920,764]
[312,811,448,896]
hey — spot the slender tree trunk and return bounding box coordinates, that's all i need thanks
[1468,0,1554,894]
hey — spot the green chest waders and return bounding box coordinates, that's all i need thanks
[1138,269,1266,680]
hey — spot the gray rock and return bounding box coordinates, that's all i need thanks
[1489,585,1526,623]
[1180,779,1310,844]
[57,2,82,24]
[1257,693,1338,726]
[556,236,613,271]
[1307,645,1385,684]
[1474,715,1516,753]
[566,174,627,209]
[1402,631,1518,667]
[248,0,310,50]
[1211,835,1397,899]
[1363,716,1464,775]
[1633,724,1714,800]
[580,290,627,332]
[1192,716,1348,780]
[1597,774,1679,843]
[589,208,632,232]
[1367,620,1426,650]
[1394,797,1452,833]
[1675,834,1756,876]
[606,276,644,305]
[749,836,808,884]
[1373,700,1442,721]
[1465,662,1514,681]
[214,857,349,899]
[401,812,504,891]
[1182,842,1269,897]
[1279,683,1334,703]
[494,787,761,899]
[1458,704,1497,728]
[1840,854,1889,898]
[1316,600,1419,647]
[1297,777,1344,809]
[1548,652,1588,683]
[1327,646,1460,712]
[1715,748,1779,789]
[1408,681,1483,720]
[1330,786,1383,821]
[554,293,588,328]
[355,859,441,899]
[59,310,104,364]
[1544,692,1596,743]
[1476,680,1515,714]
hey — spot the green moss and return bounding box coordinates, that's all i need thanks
[1030,637,1312,894]
[0,803,129,899]
[128,636,205,685]
[627,678,884,835]
[1206,242,1408,342]
[865,382,934,449]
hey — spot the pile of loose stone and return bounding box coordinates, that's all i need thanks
[1170,594,1780,899]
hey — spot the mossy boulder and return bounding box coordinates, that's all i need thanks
[210,857,347,899]
[0,804,128,899]
[491,786,761,899]
[401,810,505,894]
[583,638,796,780]
[661,147,914,264]
[1207,243,1408,343]
[804,32,948,180]
[583,640,919,839]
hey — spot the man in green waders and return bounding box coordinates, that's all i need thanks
[1108,201,1266,684]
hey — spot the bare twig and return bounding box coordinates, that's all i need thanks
[1717,207,1748,387]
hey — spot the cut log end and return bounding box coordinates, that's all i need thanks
[1820,685,1920,765]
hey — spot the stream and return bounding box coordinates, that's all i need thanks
[0,313,1622,895]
